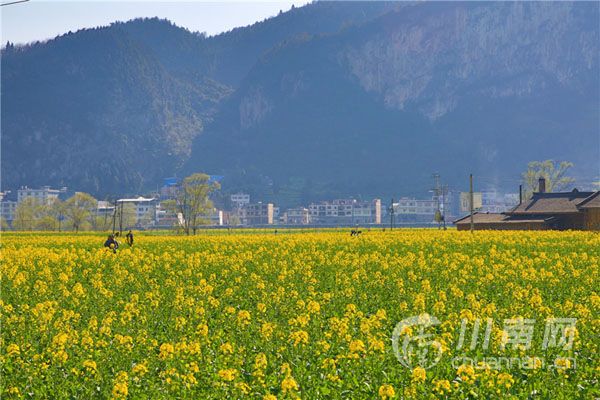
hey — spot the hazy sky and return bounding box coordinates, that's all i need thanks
[1,0,310,45]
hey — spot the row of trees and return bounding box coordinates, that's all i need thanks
[3,193,138,232]
[2,173,220,234]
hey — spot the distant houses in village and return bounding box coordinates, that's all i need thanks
[307,199,381,225]
[230,198,381,226]
[454,178,600,231]
[3,177,598,230]
[2,186,71,224]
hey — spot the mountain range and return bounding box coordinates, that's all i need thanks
[2,1,598,207]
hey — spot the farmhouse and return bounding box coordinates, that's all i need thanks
[454,179,600,231]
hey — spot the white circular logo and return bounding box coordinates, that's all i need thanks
[392,314,443,369]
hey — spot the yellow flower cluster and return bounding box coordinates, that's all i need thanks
[1,230,598,398]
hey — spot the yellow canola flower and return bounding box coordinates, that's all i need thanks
[289,330,309,345]
[158,343,174,360]
[434,379,451,394]
[112,371,129,399]
[411,366,426,383]
[132,363,148,376]
[349,339,365,354]
[378,384,395,399]
[6,344,20,357]
[218,368,237,382]
[1,230,598,398]
[237,310,251,326]
[281,376,298,393]
[83,359,97,371]
[235,382,251,394]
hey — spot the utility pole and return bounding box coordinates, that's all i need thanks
[440,184,448,230]
[470,174,474,233]
[112,200,117,234]
[119,201,123,235]
[433,173,441,229]
[103,203,108,230]
[389,198,394,231]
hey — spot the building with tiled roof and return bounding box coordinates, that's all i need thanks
[454,178,600,231]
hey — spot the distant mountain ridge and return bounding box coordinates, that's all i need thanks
[2,2,598,205]
[187,1,599,207]
[1,2,396,197]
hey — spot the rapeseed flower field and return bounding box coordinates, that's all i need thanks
[1,230,599,399]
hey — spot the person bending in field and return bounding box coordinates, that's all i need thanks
[126,230,134,246]
[104,234,112,248]
[104,234,119,253]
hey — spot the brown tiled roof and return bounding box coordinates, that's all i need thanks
[453,212,507,224]
[508,190,593,214]
[499,215,557,223]
[453,212,555,225]
[577,191,600,209]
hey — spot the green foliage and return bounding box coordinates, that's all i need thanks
[92,212,114,232]
[12,198,37,231]
[11,198,67,231]
[164,173,220,235]
[120,203,139,230]
[1,216,11,231]
[63,193,97,233]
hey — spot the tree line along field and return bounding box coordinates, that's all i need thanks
[1,230,599,399]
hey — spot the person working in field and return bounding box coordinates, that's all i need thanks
[126,230,134,246]
[104,234,119,253]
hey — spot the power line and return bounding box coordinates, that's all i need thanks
[1,0,29,6]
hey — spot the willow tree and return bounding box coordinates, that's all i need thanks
[63,193,97,233]
[163,173,220,235]
[12,197,41,231]
[521,160,575,200]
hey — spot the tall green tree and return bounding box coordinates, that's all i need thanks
[163,173,220,235]
[92,212,114,232]
[34,199,64,231]
[521,160,575,200]
[36,208,59,231]
[50,199,66,232]
[12,197,40,231]
[11,198,65,231]
[1,216,11,231]
[63,193,97,233]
